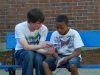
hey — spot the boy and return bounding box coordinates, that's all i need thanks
[15,8,55,75]
[43,15,84,75]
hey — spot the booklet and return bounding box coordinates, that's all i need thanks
[56,57,65,67]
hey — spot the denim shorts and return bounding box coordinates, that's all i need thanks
[44,55,80,71]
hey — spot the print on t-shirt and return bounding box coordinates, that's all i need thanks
[53,34,75,54]
[25,30,41,45]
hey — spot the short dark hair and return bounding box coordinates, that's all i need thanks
[56,15,68,24]
[27,8,44,23]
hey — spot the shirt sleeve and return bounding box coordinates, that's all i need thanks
[74,31,84,49]
[39,25,48,41]
[15,25,25,39]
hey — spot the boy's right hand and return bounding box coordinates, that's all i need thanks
[46,46,55,54]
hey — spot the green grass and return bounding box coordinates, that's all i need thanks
[80,48,85,53]
[0,53,6,56]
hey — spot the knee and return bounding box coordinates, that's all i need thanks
[70,64,77,72]
[35,54,43,63]
[25,51,34,60]
[42,61,49,69]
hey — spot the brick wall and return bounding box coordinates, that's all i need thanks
[0,0,100,42]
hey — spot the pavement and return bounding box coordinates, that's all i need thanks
[0,68,100,75]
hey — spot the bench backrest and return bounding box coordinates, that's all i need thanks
[6,30,100,49]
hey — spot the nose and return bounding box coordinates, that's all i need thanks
[57,28,61,32]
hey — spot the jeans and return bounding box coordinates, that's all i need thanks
[15,49,46,75]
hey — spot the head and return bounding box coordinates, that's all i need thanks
[56,15,69,35]
[27,8,44,30]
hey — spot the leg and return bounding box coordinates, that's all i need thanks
[43,62,53,75]
[65,57,80,75]
[15,50,35,75]
[34,52,46,75]
[70,64,78,75]
[43,57,56,75]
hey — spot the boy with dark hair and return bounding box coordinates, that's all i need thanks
[43,15,84,75]
[15,8,55,75]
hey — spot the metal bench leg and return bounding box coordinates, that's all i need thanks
[8,68,16,75]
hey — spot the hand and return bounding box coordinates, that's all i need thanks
[46,46,55,54]
[60,57,69,65]
[39,41,51,49]
[55,58,61,64]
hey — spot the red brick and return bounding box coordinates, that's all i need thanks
[62,0,72,2]
[11,4,22,8]
[70,3,77,6]
[73,0,81,2]
[56,10,66,13]
[28,0,38,3]
[40,0,49,3]
[68,17,76,20]
[82,27,93,30]
[73,6,84,9]
[0,26,5,29]
[44,13,51,17]
[7,8,17,11]
[0,11,11,15]
[79,17,87,20]
[50,0,61,3]
[93,12,100,15]
[0,30,4,33]
[77,24,87,27]
[94,20,100,23]
[0,15,5,18]
[0,1,4,4]
[84,13,93,16]
[93,27,100,30]
[0,33,6,36]
[5,29,14,32]
[88,24,99,27]
[74,20,83,23]
[88,16,99,19]
[73,13,82,16]
[83,20,93,23]
[5,1,17,4]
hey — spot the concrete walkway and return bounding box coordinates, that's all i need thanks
[0,68,100,75]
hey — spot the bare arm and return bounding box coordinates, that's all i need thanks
[64,48,81,60]
[18,38,50,51]
[52,48,60,59]
[37,44,56,55]
[53,52,60,59]
[60,48,81,65]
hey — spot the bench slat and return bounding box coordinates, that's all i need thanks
[0,65,22,72]
[6,30,100,49]
[78,30,100,47]
[1,64,100,72]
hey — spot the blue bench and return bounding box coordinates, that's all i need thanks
[0,30,100,75]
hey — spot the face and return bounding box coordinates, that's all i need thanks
[56,22,68,35]
[29,21,42,30]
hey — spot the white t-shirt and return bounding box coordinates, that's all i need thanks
[15,21,48,51]
[50,28,84,59]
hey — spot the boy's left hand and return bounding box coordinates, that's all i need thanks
[60,57,69,65]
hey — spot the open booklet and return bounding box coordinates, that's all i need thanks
[56,57,65,67]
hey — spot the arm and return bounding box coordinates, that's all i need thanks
[60,48,81,65]
[37,44,56,54]
[53,51,60,60]
[65,48,81,60]
[18,38,50,51]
